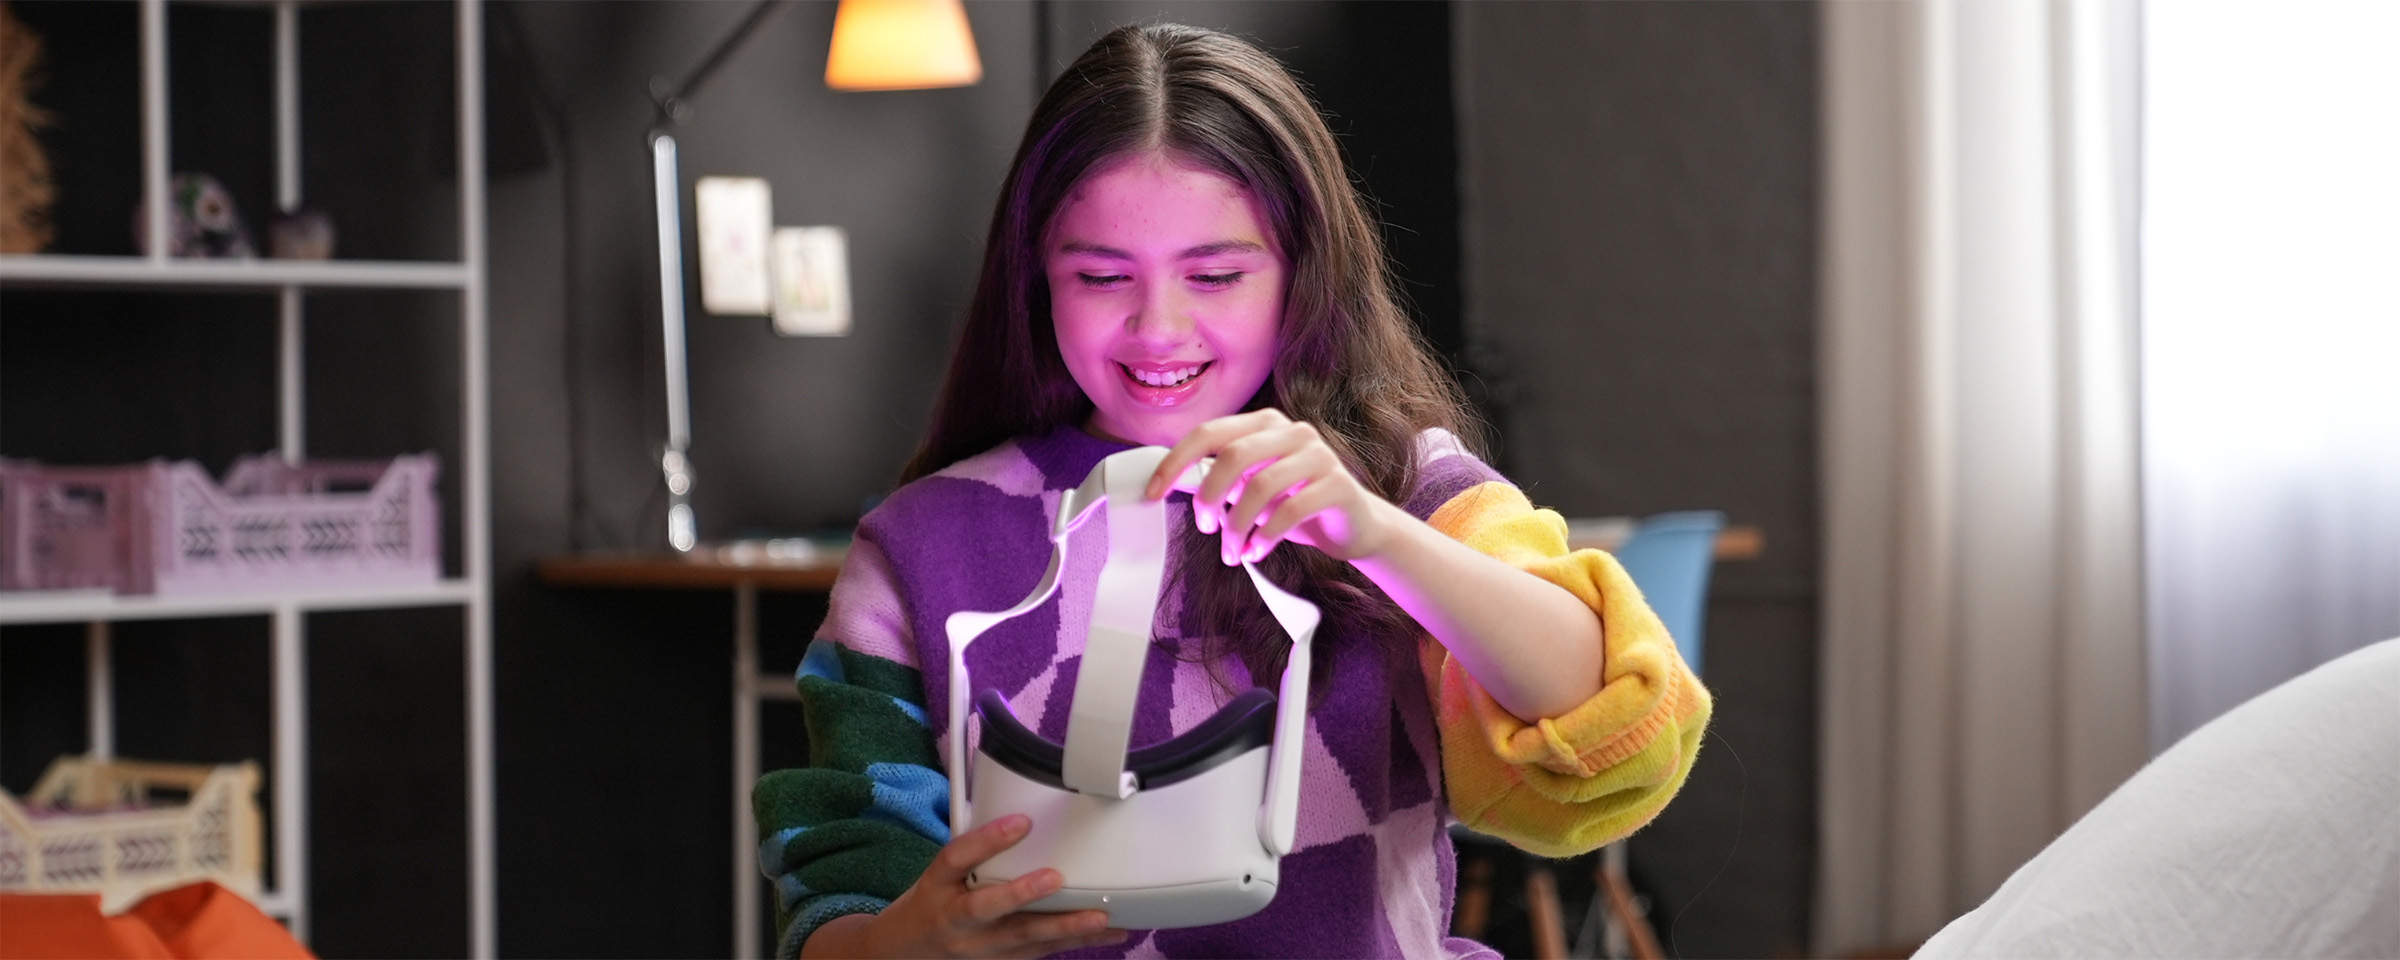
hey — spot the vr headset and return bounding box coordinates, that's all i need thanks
[943,446,1320,930]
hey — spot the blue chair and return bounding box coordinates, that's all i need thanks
[1608,510,1724,677]
[1577,511,1721,958]
[1454,511,1725,959]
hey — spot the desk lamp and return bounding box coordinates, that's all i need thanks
[649,0,980,551]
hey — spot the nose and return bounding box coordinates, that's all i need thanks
[1127,280,1194,347]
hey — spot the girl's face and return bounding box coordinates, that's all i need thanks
[1045,152,1289,447]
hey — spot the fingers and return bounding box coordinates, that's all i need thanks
[1148,408,1291,500]
[1191,425,1315,543]
[926,814,1032,889]
[1247,478,1351,562]
[998,928,1130,959]
[966,910,1124,958]
[1193,462,1259,537]
[1193,419,1311,509]
[1221,445,1336,563]
[900,817,1135,959]
[955,866,1070,926]
[1148,410,1367,564]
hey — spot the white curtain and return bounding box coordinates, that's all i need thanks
[1815,1,2149,954]
[2142,0,2400,754]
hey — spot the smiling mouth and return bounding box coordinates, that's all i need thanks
[1121,362,1211,388]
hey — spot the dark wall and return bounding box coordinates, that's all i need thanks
[1457,3,1821,958]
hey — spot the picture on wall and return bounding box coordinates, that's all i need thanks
[772,225,851,337]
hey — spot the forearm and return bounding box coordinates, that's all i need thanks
[801,913,876,959]
[1349,499,1605,721]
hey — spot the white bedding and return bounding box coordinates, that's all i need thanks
[1916,637,2400,959]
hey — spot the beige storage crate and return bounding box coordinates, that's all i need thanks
[0,756,263,912]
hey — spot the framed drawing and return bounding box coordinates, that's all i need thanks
[771,226,851,337]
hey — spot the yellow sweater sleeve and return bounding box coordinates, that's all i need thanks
[1422,481,1713,858]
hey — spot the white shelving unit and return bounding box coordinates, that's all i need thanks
[0,256,474,289]
[0,1,494,954]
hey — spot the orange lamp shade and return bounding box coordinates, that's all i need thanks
[825,0,983,91]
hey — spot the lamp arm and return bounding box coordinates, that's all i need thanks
[650,132,697,552]
[645,0,783,552]
[651,0,788,128]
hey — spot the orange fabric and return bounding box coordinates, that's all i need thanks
[125,884,311,960]
[0,893,173,960]
[0,884,310,960]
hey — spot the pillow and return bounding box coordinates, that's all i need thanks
[1916,637,2400,959]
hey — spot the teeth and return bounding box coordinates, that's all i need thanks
[1131,364,1202,387]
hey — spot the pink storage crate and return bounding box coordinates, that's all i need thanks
[1,454,441,596]
[0,460,167,593]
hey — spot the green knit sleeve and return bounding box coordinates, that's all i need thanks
[753,639,948,958]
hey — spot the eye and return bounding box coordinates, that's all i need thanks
[1077,273,1130,289]
[1191,272,1244,289]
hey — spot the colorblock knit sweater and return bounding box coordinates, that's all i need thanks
[753,425,1711,958]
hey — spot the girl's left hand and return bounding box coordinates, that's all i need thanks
[1147,408,1404,566]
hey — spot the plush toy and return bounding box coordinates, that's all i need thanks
[130,172,255,258]
[267,205,335,260]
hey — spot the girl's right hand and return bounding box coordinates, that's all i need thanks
[799,814,1127,959]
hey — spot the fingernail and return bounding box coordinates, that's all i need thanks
[1197,508,1217,535]
[1001,814,1030,835]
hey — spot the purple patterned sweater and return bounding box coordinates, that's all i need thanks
[754,424,1710,958]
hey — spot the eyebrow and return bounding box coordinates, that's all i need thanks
[1057,239,1267,260]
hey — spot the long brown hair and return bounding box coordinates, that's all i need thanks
[905,23,1484,683]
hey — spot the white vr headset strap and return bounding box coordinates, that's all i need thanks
[943,448,1320,850]
[942,460,1114,832]
[943,548,1067,836]
[1059,447,1172,798]
[1244,561,1317,857]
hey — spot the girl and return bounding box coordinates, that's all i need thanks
[755,23,1710,959]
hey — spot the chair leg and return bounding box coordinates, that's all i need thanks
[1455,855,1493,940]
[1596,843,1664,960]
[1526,864,1569,960]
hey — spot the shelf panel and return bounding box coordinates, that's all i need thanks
[0,255,471,291]
[747,671,802,703]
[0,579,477,624]
[251,891,294,920]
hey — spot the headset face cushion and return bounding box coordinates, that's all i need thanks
[974,687,1278,791]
